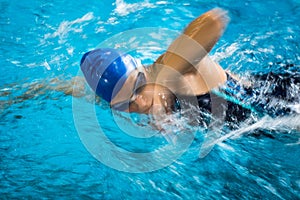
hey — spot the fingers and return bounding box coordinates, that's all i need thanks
[186,8,229,32]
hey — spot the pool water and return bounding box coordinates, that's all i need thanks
[1,0,300,199]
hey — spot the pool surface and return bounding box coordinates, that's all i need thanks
[1,0,300,199]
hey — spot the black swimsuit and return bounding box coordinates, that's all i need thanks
[173,74,251,126]
[173,70,300,126]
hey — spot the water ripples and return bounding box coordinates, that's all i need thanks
[1,0,300,198]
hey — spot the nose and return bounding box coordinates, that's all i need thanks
[131,94,152,114]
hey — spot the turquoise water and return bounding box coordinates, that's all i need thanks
[1,0,300,199]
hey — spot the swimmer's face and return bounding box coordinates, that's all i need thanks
[129,84,177,114]
[127,84,156,113]
[111,72,176,114]
[110,70,152,113]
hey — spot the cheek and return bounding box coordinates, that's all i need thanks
[130,94,153,113]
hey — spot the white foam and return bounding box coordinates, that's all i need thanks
[156,1,168,5]
[200,114,300,158]
[43,60,51,70]
[288,104,300,114]
[212,42,239,62]
[44,12,94,43]
[114,0,155,16]
[149,32,163,40]
[67,46,74,56]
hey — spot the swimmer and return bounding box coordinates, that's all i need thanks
[81,8,232,115]
[80,8,300,127]
[2,8,298,126]
[80,8,266,128]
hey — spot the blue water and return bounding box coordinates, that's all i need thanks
[1,0,300,199]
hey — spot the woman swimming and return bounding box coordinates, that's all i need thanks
[80,8,234,120]
[79,8,300,129]
[3,8,298,128]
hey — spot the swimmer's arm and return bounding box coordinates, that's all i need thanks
[149,8,229,121]
[0,77,90,109]
[51,76,87,97]
[153,8,229,79]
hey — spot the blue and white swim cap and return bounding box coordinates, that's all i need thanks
[80,48,138,102]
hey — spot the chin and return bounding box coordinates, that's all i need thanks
[138,104,153,114]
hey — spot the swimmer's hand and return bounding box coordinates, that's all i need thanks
[149,85,176,130]
[149,85,181,145]
[183,8,229,55]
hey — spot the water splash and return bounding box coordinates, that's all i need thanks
[43,12,94,44]
[114,0,155,16]
[200,114,300,158]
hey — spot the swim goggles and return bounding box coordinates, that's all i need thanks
[111,71,146,111]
